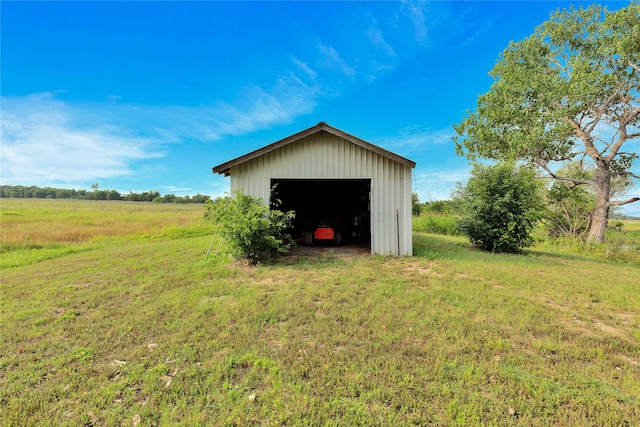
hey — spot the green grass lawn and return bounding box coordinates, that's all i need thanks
[1,200,639,426]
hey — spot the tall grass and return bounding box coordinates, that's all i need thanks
[533,220,640,265]
[412,213,460,236]
[0,199,215,268]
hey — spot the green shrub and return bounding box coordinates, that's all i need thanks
[453,163,542,253]
[205,190,295,264]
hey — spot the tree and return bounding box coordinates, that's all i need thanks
[454,3,640,243]
[453,163,542,253]
[105,190,120,200]
[412,193,422,216]
[191,193,211,203]
[544,180,594,238]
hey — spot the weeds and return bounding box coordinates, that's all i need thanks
[412,213,460,236]
[535,230,640,265]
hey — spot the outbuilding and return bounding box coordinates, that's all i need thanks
[212,122,416,255]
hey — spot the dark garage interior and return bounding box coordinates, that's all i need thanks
[270,179,371,248]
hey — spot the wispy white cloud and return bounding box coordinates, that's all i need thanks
[0,93,160,186]
[413,168,471,202]
[367,20,396,57]
[317,42,356,77]
[163,186,192,193]
[114,71,318,144]
[454,5,494,47]
[292,57,318,82]
[401,0,428,44]
[0,73,319,187]
[375,124,469,201]
[362,20,397,83]
[377,125,456,155]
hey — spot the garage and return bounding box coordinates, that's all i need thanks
[212,122,416,255]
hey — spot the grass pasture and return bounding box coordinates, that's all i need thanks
[1,199,639,426]
[0,199,214,268]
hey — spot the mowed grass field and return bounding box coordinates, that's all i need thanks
[1,199,639,426]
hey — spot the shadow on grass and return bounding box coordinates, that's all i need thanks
[412,232,623,267]
[233,232,637,269]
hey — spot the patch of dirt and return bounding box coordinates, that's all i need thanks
[398,262,443,277]
[284,243,370,260]
[544,300,636,339]
[545,299,571,312]
[594,321,626,338]
[617,354,640,366]
[456,273,483,281]
[618,313,635,325]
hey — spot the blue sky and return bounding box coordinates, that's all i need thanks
[2,1,638,215]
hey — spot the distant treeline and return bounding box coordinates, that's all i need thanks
[0,185,211,204]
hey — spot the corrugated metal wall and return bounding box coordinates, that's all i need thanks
[230,132,413,255]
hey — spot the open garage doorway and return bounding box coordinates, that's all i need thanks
[271,179,371,252]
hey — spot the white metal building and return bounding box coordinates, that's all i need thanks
[212,122,416,255]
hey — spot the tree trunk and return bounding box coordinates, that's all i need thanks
[586,166,611,243]
[587,202,609,243]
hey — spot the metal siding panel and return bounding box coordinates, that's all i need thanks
[387,159,395,255]
[363,144,368,177]
[333,138,340,174]
[397,164,404,255]
[330,136,337,176]
[283,144,290,176]
[403,166,413,255]
[369,157,377,253]
[398,163,405,255]
[394,178,400,255]
[372,154,387,254]
[311,137,320,177]
[378,157,385,254]
[378,159,386,254]
[323,138,330,177]
[389,160,396,254]
[350,143,357,177]
[376,157,388,254]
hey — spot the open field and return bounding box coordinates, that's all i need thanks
[1,199,214,268]
[1,199,639,426]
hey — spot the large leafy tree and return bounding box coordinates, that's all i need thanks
[454,3,640,243]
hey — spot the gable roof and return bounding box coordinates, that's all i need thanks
[212,122,416,177]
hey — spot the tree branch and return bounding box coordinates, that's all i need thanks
[536,160,593,186]
[608,197,640,207]
[621,170,640,180]
[564,117,601,161]
[619,105,640,130]
[606,117,640,163]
